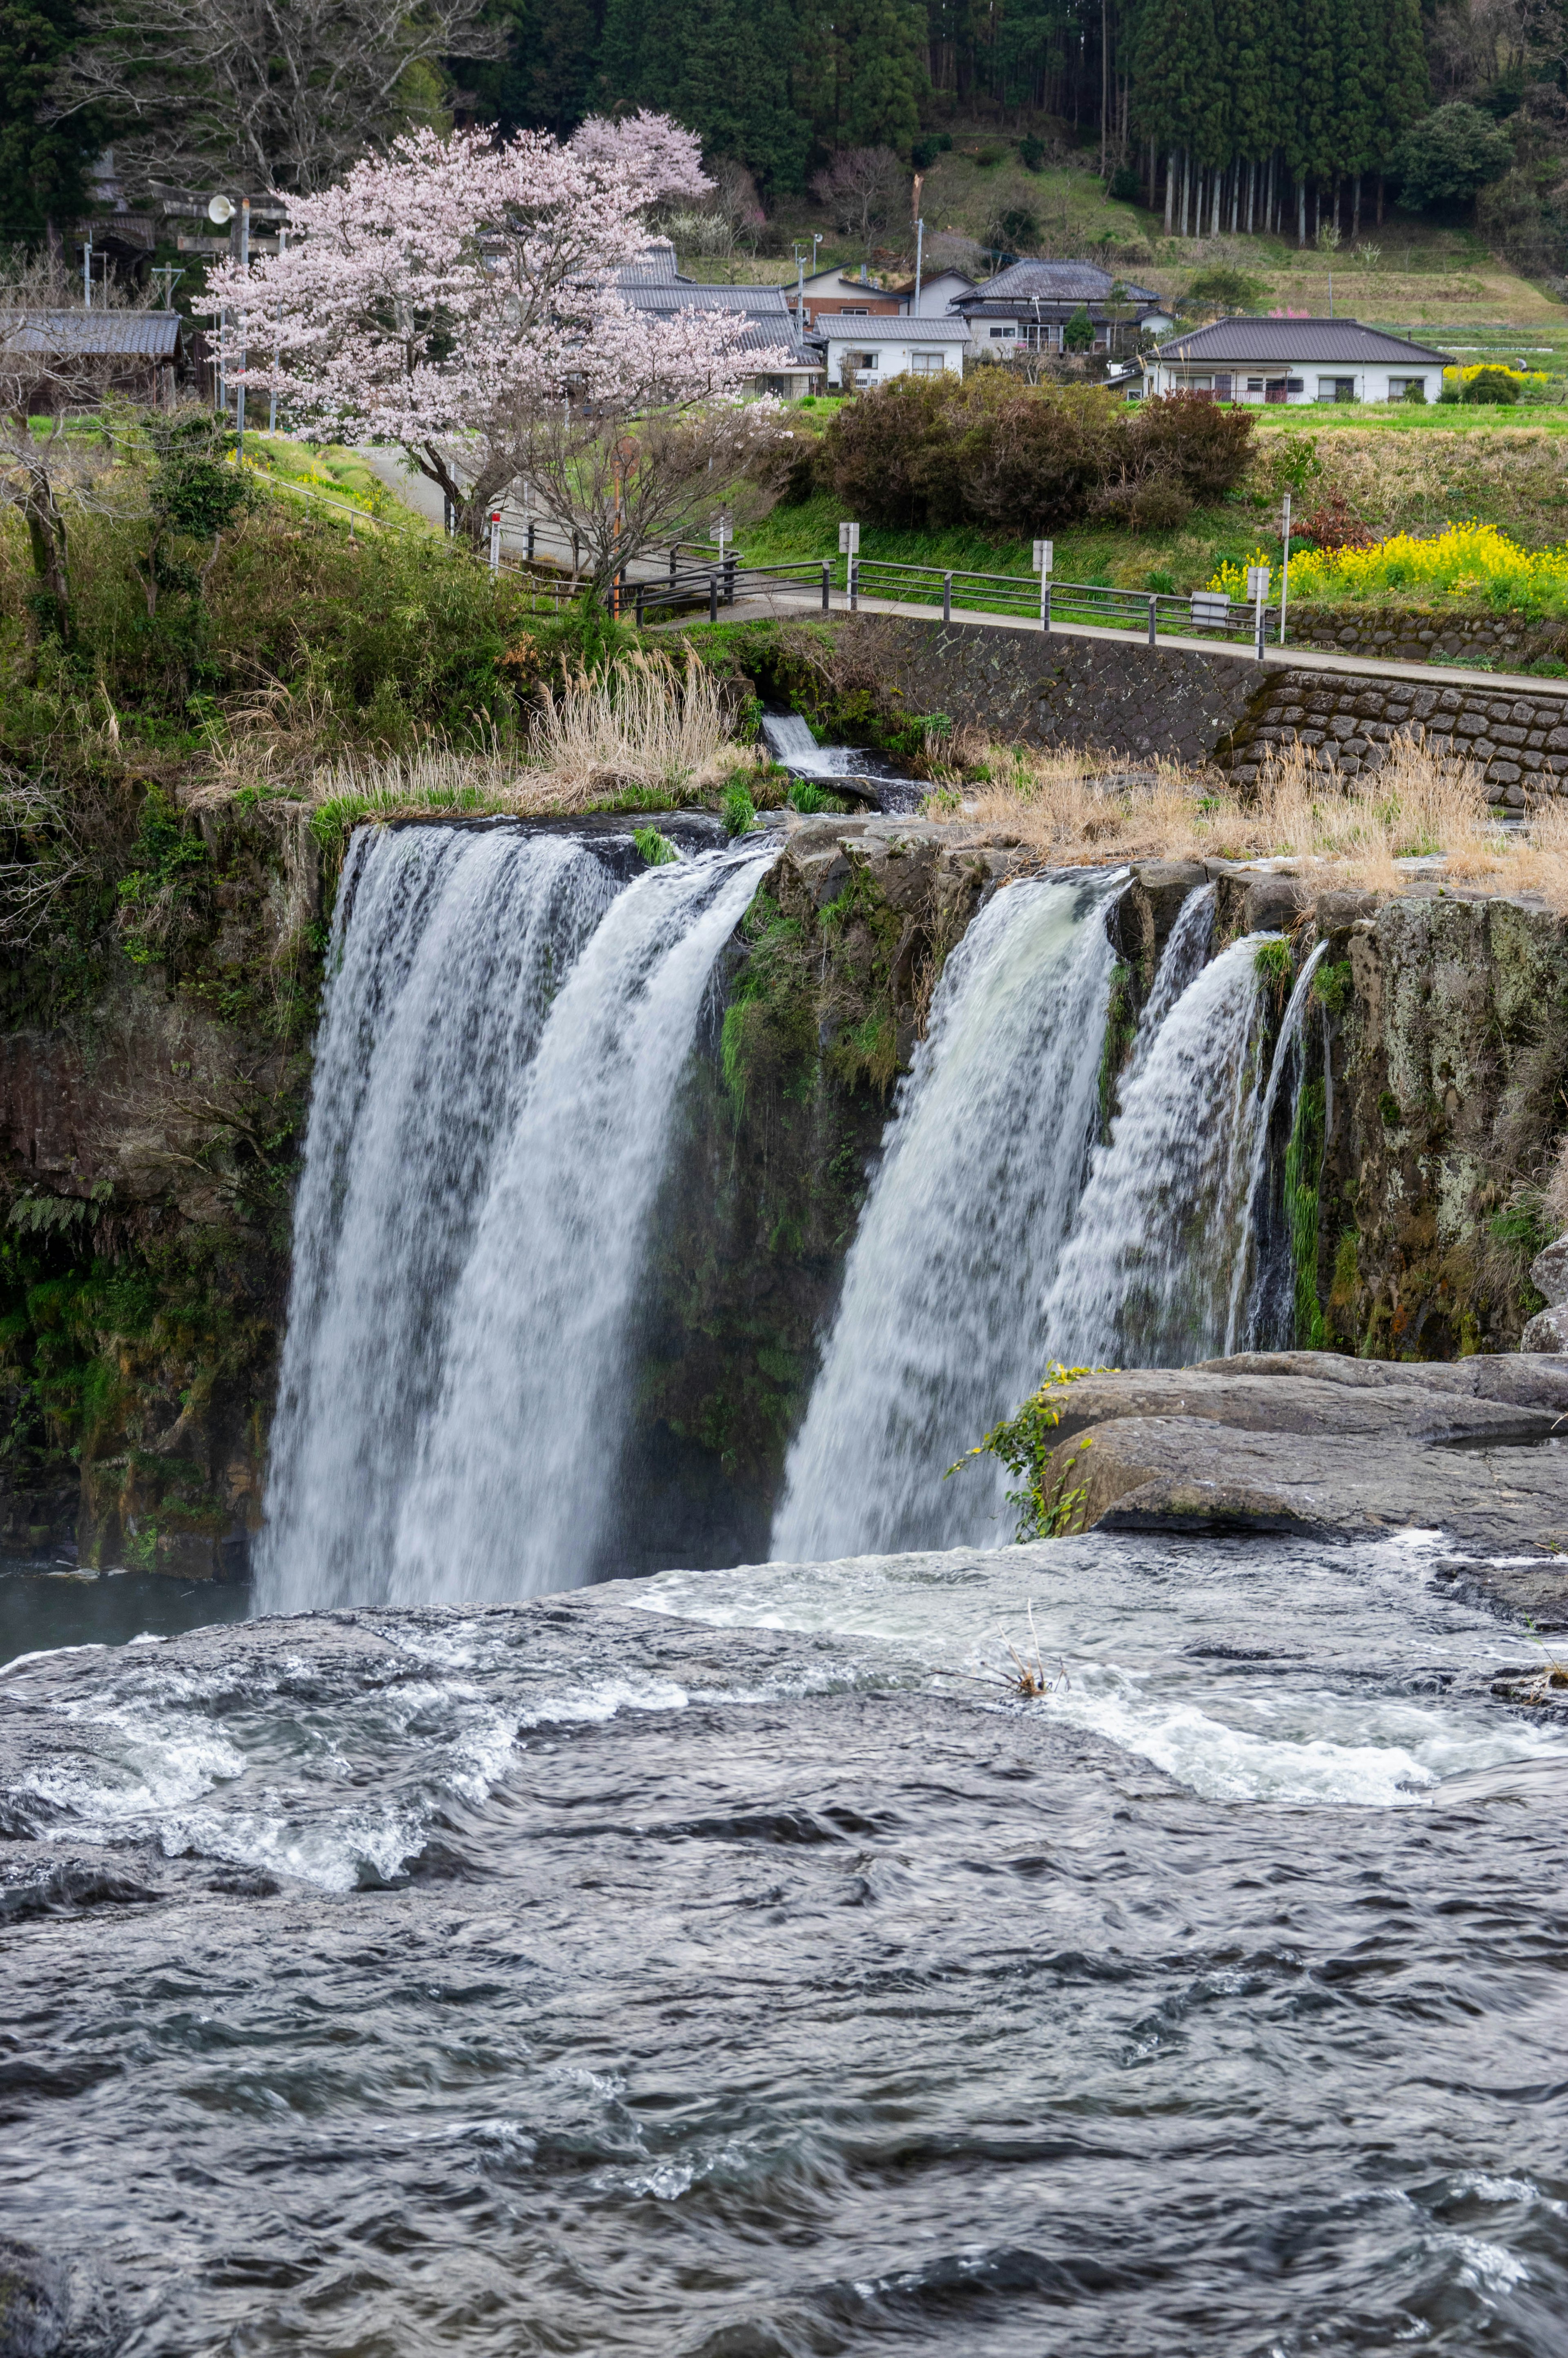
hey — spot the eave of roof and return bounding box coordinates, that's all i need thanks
[1152,316,1452,364]
[814,316,971,339]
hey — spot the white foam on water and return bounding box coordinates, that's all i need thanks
[628,1541,1568,1810]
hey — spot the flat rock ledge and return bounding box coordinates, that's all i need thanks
[1041,1352,1568,1624]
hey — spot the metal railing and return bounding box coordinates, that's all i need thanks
[836,555,1281,653]
[632,557,833,625]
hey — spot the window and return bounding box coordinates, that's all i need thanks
[1316,375,1355,402]
[909,351,946,373]
[838,305,869,315]
[1214,373,1233,399]
[1388,375,1425,399]
[846,350,877,370]
[988,324,1017,338]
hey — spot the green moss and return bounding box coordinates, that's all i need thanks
[1254,938,1294,993]
[1284,1077,1327,1349]
[1311,958,1354,1016]
[1379,1090,1402,1127]
[1098,960,1137,1135]
[633,826,679,866]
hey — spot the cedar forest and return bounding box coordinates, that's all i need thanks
[4,0,1568,274]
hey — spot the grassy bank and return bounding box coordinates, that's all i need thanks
[746,418,1568,607]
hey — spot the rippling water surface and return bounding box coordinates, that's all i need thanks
[2,1532,1566,2356]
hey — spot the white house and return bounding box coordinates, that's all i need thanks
[813,316,971,389]
[1145,317,1452,403]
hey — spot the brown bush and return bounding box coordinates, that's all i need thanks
[1298,491,1376,550]
[817,377,1252,536]
[1126,393,1255,501]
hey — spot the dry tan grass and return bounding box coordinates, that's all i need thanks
[933,730,1568,912]
[526,648,739,800]
[285,650,751,825]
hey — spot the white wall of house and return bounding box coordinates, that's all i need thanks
[822,335,966,387]
[1147,360,1441,403]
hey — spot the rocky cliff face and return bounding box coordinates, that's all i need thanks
[2,797,1564,1578]
[0,795,321,1577]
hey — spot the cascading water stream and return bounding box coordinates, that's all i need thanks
[258,824,771,1613]
[771,871,1123,1560]
[1225,938,1329,1353]
[1042,928,1283,1368]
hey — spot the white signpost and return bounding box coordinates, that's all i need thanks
[1033,537,1053,632]
[839,520,860,608]
[1246,562,1272,659]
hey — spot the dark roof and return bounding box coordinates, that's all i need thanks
[960,259,1162,307]
[1154,316,1452,364]
[811,316,971,341]
[616,275,810,361]
[0,310,183,358]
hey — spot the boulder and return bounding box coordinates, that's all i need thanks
[1521,1306,1568,1352]
[1528,1231,1568,1307]
[1035,1352,1568,1619]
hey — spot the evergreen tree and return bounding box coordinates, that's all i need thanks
[1379,0,1427,154]
[0,0,105,245]
[795,0,928,154]
[468,0,604,139]
[593,0,812,189]
[1331,0,1380,188]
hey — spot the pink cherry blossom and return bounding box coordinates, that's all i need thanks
[199,116,787,535]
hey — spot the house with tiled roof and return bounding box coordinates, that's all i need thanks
[953,259,1173,357]
[615,241,817,396]
[1146,317,1452,403]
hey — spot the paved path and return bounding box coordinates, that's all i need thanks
[685,584,1568,700]
[359,450,1568,699]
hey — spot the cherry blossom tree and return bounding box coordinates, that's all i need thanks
[201,114,791,561]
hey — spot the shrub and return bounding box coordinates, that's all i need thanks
[1399,379,1427,403]
[1298,492,1376,550]
[1393,100,1514,212]
[1064,304,1096,352]
[1108,164,1141,202]
[1181,265,1267,318]
[1126,392,1255,500]
[1461,365,1520,405]
[1019,134,1047,173]
[816,376,1252,535]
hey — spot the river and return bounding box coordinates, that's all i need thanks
[2,1528,1564,2354]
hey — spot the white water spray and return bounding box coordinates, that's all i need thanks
[1042,930,1282,1367]
[771,872,1123,1560]
[258,826,770,1612]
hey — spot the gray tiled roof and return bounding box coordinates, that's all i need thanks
[1154,317,1452,364]
[813,316,971,341]
[615,277,808,359]
[0,310,183,357]
[962,259,1162,306]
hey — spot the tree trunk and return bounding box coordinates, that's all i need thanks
[1180,149,1190,238]
[1297,180,1306,249]
[1376,173,1385,227]
[22,472,70,649]
[1165,151,1175,234]
[1352,173,1361,240]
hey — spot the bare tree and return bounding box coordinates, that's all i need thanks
[501,401,795,604]
[0,254,147,655]
[47,0,504,198]
[809,147,907,258]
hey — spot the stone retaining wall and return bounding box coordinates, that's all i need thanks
[823,615,1568,808]
[1285,603,1568,675]
[1216,670,1568,806]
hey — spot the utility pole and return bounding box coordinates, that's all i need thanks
[914,216,925,311]
[269,228,285,432]
[236,196,249,456]
[82,228,91,308]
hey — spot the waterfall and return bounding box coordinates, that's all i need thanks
[1126,883,1214,1082]
[1041,931,1283,1369]
[1225,940,1328,1353]
[771,871,1123,1561]
[258,824,771,1614]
